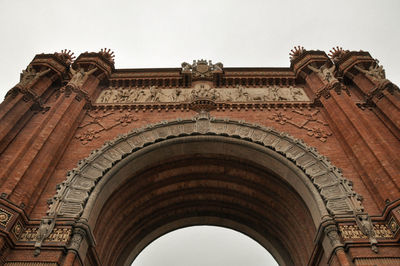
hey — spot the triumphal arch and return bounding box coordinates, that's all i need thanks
[0,47,399,265]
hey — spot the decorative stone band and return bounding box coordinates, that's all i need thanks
[96,85,310,104]
[46,115,364,220]
[13,225,71,243]
[339,224,394,240]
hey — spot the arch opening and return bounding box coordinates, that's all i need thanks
[130,225,279,266]
[88,137,321,265]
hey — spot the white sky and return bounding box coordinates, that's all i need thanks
[133,226,278,266]
[1,0,399,265]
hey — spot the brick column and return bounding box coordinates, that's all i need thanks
[337,51,400,136]
[0,51,114,215]
[292,50,400,210]
[0,54,68,154]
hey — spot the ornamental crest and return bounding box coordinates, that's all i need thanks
[181,59,223,79]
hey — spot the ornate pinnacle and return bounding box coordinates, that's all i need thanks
[328,46,349,62]
[54,49,75,65]
[289,46,306,61]
[99,48,115,64]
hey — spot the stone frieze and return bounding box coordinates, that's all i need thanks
[96,83,310,104]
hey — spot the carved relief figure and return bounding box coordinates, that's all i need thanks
[235,84,249,101]
[146,86,164,102]
[269,86,280,101]
[290,86,307,101]
[68,66,97,88]
[99,90,113,103]
[276,87,291,101]
[18,66,51,88]
[133,89,147,102]
[34,218,55,255]
[356,214,378,252]
[308,64,338,84]
[191,84,219,100]
[355,61,386,82]
[181,62,192,72]
[171,88,182,101]
[113,88,132,103]
[213,62,223,71]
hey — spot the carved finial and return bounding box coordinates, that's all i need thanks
[328,47,349,62]
[99,48,115,64]
[289,46,306,61]
[54,49,75,65]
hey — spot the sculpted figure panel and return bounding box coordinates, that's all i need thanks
[96,84,310,104]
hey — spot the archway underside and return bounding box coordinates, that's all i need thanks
[92,156,317,266]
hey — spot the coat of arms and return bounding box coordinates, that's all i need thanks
[181,59,223,80]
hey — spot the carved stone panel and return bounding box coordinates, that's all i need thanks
[96,84,310,104]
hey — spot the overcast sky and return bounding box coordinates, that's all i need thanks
[1,0,399,265]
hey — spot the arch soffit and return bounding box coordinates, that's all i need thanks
[47,115,364,227]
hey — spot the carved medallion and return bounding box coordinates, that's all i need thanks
[0,208,12,227]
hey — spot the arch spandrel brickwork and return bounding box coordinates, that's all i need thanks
[0,48,399,265]
[50,115,363,221]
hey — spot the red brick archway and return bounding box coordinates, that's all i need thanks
[53,119,352,265]
[0,48,399,265]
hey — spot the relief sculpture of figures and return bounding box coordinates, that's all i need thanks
[146,86,165,102]
[354,60,386,83]
[68,66,98,88]
[95,85,310,104]
[235,84,249,101]
[191,84,220,101]
[18,65,51,88]
[308,64,338,85]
